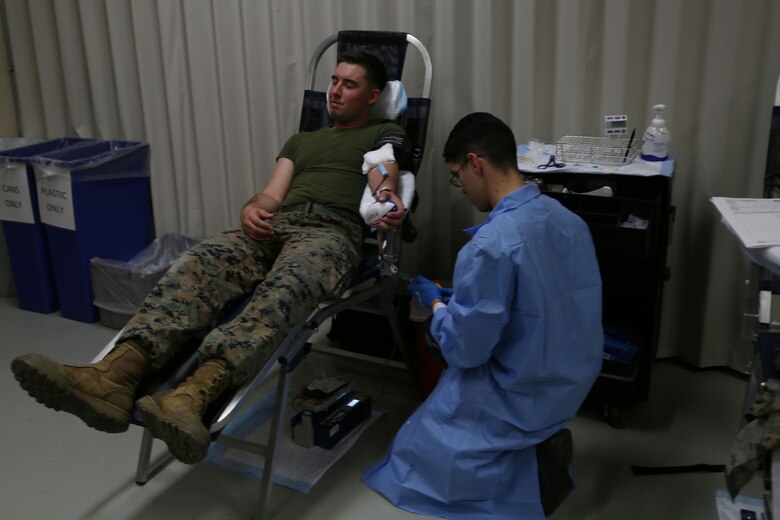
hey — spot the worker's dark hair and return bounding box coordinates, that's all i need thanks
[442,112,518,171]
[337,50,387,91]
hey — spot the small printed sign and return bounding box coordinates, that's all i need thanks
[35,166,75,230]
[0,163,35,224]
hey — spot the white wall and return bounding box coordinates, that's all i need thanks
[0,4,17,298]
[0,4,18,137]
[775,77,780,106]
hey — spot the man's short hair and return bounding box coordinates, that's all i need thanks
[442,112,518,171]
[337,50,387,91]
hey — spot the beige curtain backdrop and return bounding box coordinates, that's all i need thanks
[3,0,780,373]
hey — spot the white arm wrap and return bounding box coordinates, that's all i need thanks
[361,143,396,175]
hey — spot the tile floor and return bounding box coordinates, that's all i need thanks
[0,296,765,519]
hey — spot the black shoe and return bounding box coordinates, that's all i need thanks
[536,428,574,516]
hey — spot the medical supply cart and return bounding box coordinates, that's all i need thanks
[518,143,675,426]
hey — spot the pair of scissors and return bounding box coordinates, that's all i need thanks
[537,155,565,169]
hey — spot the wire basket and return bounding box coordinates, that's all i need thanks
[555,135,636,165]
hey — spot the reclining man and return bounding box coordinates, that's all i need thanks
[363,113,603,519]
[11,50,411,465]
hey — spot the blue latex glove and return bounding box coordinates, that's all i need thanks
[408,275,446,308]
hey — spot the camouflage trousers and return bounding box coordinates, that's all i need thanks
[726,385,780,499]
[118,212,363,386]
[726,333,780,498]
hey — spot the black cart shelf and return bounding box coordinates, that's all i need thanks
[527,168,674,426]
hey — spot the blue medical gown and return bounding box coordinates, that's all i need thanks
[363,184,603,519]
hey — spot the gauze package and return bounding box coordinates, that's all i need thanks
[359,171,415,226]
[369,80,407,120]
[715,490,765,520]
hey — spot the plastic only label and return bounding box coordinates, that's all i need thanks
[35,167,75,230]
[0,163,35,224]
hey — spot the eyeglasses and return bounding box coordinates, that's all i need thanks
[449,154,484,187]
[449,162,467,188]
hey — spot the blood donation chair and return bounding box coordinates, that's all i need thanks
[93,30,432,518]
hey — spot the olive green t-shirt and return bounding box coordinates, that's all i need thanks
[277,120,406,226]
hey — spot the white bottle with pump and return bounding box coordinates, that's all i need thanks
[640,104,670,161]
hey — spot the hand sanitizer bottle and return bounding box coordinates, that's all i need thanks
[640,104,670,161]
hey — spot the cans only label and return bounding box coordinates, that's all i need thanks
[35,167,75,230]
[0,164,35,224]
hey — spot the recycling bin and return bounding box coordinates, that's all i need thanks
[32,140,154,323]
[90,234,200,329]
[0,138,93,312]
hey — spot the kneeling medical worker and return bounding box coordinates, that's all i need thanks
[363,112,603,519]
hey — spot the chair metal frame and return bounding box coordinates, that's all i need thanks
[110,31,433,520]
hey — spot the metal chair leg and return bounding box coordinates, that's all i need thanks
[135,428,154,485]
[254,362,293,520]
[135,427,176,486]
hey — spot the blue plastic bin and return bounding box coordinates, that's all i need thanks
[33,140,154,323]
[0,138,93,313]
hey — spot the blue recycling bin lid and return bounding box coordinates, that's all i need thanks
[33,140,150,180]
[0,138,94,164]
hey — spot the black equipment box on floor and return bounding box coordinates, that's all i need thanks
[291,390,372,449]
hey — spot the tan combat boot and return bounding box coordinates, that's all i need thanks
[136,359,230,464]
[11,341,151,433]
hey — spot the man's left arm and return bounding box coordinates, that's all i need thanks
[366,132,413,230]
